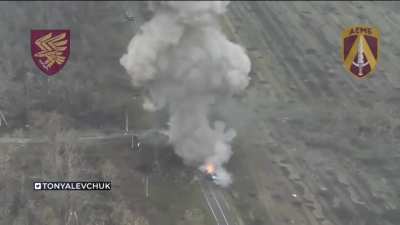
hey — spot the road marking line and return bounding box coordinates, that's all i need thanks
[219,192,238,225]
[210,188,230,225]
[201,186,220,225]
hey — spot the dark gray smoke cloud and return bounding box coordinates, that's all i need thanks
[120,1,251,186]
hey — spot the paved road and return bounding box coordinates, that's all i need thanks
[200,178,238,225]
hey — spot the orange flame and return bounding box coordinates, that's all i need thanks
[205,163,215,174]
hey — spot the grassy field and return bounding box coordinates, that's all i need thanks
[2,2,400,225]
[220,2,400,225]
[0,136,219,225]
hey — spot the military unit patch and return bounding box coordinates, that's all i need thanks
[341,25,380,79]
[31,30,70,76]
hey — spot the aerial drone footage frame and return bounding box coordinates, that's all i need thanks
[1,1,400,225]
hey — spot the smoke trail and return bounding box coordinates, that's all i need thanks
[120,1,250,187]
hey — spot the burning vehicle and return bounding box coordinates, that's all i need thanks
[203,163,218,182]
[120,1,249,187]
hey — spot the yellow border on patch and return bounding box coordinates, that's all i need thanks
[340,25,380,80]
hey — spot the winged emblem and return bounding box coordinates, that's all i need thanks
[31,30,70,76]
[34,32,68,70]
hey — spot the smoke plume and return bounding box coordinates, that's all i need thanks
[120,1,251,187]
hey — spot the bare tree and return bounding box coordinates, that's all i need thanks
[0,110,7,127]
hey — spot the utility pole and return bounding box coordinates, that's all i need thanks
[145,176,149,198]
[131,135,135,150]
[124,110,129,134]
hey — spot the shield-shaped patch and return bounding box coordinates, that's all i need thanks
[341,25,380,79]
[31,29,70,76]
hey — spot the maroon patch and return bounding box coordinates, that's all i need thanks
[343,35,357,60]
[31,30,70,76]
